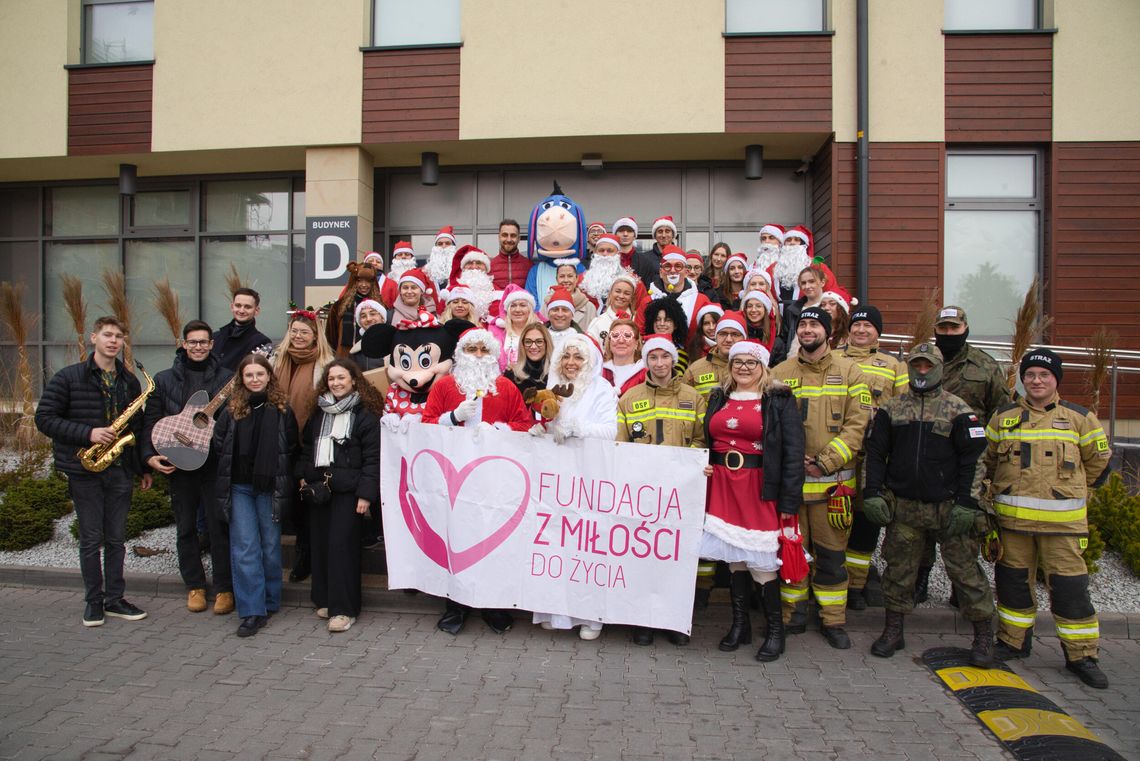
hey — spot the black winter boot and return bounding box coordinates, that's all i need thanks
[969,619,994,668]
[913,566,933,604]
[755,580,785,662]
[719,571,753,652]
[871,610,905,657]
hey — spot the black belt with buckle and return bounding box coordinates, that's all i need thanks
[711,450,762,471]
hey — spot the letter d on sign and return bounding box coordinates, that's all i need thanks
[305,216,357,286]
[314,235,349,280]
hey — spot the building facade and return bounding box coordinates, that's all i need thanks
[1,0,1137,427]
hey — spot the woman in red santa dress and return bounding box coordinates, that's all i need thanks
[701,340,804,662]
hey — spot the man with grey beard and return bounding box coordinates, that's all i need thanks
[580,234,630,307]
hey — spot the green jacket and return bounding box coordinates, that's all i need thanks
[942,343,1011,422]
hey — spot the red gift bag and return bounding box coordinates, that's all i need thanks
[778,515,810,584]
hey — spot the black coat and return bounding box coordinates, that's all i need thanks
[632,245,662,287]
[35,356,146,476]
[297,405,381,503]
[140,350,233,464]
[212,404,299,522]
[705,384,805,515]
[211,319,273,372]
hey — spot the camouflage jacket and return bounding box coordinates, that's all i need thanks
[942,343,1011,422]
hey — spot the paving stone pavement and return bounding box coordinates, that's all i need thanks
[0,586,1136,761]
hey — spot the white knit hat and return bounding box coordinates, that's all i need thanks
[729,339,771,367]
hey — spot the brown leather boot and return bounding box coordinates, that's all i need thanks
[969,619,994,668]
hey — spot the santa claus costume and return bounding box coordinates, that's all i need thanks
[421,329,533,432]
[424,225,458,287]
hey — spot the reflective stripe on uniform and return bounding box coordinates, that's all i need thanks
[997,606,1035,629]
[994,495,1086,524]
[845,550,872,568]
[693,379,718,394]
[781,587,809,603]
[893,372,909,388]
[827,437,853,462]
[814,589,847,607]
[617,407,703,425]
[696,562,716,577]
[858,364,895,381]
[1056,622,1099,641]
[1079,427,1106,445]
[804,469,856,495]
[986,427,1080,445]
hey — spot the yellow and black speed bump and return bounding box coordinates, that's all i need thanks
[922,647,1127,761]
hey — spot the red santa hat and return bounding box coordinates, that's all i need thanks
[821,286,853,314]
[456,327,501,358]
[363,251,384,267]
[353,299,385,327]
[594,234,621,251]
[460,247,491,270]
[759,224,786,242]
[612,216,638,235]
[652,216,677,236]
[696,303,725,325]
[723,252,748,273]
[398,268,430,291]
[545,287,575,313]
[587,221,608,233]
[685,250,705,266]
[642,333,679,362]
[392,240,415,258]
[660,246,687,266]
[741,290,774,315]
[434,226,456,245]
[716,311,747,336]
[729,339,771,367]
[784,225,814,258]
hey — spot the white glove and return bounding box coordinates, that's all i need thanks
[452,398,479,423]
[528,423,546,437]
[380,413,401,432]
[477,421,495,432]
[551,424,568,445]
[560,419,580,438]
[399,413,421,434]
[781,526,799,539]
[492,422,512,432]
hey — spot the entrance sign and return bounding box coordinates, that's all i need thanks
[305,216,356,286]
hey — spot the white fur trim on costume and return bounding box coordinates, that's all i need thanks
[502,289,536,309]
[702,514,779,555]
[723,253,748,273]
[759,224,786,242]
[398,271,427,290]
[460,249,491,269]
[353,299,385,327]
[393,243,415,256]
[661,250,687,265]
[652,216,677,235]
[456,328,501,357]
[729,340,771,366]
[363,252,384,265]
[696,303,724,324]
[821,291,850,313]
[716,315,746,337]
[741,290,774,314]
[612,216,638,235]
[545,297,574,313]
[642,335,678,362]
[553,258,581,269]
[447,286,474,304]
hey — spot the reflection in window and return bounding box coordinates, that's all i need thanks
[725,0,826,33]
[205,180,291,233]
[44,241,118,342]
[944,0,1036,30]
[131,190,191,228]
[124,239,196,343]
[373,0,461,47]
[203,236,291,341]
[84,0,155,64]
[47,186,120,236]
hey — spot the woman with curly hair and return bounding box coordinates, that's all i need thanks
[213,353,300,638]
[641,297,691,376]
[297,359,384,633]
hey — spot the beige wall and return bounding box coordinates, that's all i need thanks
[831,0,857,142]
[304,146,374,308]
[1054,0,1140,141]
[459,0,725,140]
[0,1,69,159]
[866,0,944,141]
[151,0,364,152]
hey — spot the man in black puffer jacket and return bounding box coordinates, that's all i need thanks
[141,320,234,616]
[35,316,152,628]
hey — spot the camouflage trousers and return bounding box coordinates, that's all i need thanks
[881,497,995,621]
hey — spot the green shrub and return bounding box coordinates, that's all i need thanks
[0,474,70,550]
[1083,523,1104,574]
[1087,472,1140,576]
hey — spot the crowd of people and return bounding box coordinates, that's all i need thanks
[31,216,1115,691]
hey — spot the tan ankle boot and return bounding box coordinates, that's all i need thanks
[213,592,235,615]
[187,588,207,613]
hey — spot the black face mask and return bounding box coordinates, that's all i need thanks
[935,328,969,361]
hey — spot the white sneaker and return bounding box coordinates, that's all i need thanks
[539,622,555,630]
[327,615,355,633]
[316,607,329,619]
[579,625,602,641]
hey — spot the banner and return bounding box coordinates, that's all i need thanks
[380,424,708,634]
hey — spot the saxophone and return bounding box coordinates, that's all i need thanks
[78,361,156,472]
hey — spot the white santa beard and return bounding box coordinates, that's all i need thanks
[424,245,457,285]
[389,259,416,279]
[580,255,627,300]
[457,269,495,317]
[774,245,812,290]
[453,354,501,397]
[754,243,780,273]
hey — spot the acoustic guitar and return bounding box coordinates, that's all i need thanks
[149,378,236,471]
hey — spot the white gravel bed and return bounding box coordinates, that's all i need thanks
[2,514,1137,612]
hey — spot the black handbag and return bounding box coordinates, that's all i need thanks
[299,472,332,507]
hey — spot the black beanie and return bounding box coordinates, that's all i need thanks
[799,306,832,336]
[1019,348,1063,383]
[850,305,883,335]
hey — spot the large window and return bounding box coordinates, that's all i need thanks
[725,0,827,34]
[944,151,1042,340]
[83,0,154,64]
[944,0,1038,31]
[373,0,461,47]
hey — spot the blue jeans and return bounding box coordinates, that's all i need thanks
[229,484,281,618]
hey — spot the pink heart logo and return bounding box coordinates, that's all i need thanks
[398,449,531,574]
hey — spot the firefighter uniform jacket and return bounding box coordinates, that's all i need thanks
[984,396,1111,535]
[771,350,871,503]
[680,351,728,398]
[839,344,907,408]
[616,377,707,448]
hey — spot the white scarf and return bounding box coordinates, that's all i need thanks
[315,392,359,468]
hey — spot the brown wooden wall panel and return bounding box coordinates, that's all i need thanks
[810,137,834,271]
[67,64,152,156]
[945,35,1052,142]
[363,48,459,144]
[725,37,831,132]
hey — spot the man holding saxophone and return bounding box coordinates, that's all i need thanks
[35,316,154,627]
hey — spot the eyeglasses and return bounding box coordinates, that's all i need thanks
[661,264,686,273]
[522,338,545,347]
[730,358,762,369]
[184,340,211,348]
[289,328,313,337]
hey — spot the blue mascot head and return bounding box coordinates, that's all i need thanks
[527,181,587,263]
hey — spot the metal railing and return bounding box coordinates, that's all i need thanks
[879,334,1140,450]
